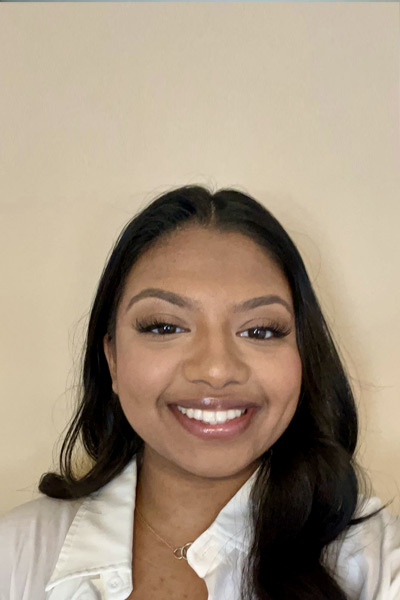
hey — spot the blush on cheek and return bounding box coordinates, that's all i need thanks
[264,357,302,397]
[282,352,302,392]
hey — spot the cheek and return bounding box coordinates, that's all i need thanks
[117,344,174,388]
[251,349,302,451]
[259,348,302,405]
[114,346,174,419]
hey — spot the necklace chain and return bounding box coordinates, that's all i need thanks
[135,506,193,560]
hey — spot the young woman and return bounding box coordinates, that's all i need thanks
[1,186,399,600]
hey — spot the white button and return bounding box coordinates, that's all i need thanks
[107,575,123,592]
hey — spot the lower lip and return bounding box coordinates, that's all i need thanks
[168,405,258,440]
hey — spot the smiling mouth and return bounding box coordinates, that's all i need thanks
[168,404,258,440]
[176,405,247,425]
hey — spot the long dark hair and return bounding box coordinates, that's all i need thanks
[39,186,388,600]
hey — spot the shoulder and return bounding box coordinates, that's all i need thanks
[327,496,400,600]
[340,496,400,560]
[0,494,83,548]
[1,493,82,524]
[0,495,83,599]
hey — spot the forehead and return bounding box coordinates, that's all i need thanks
[123,228,292,300]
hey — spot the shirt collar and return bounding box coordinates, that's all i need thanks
[45,455,260,591]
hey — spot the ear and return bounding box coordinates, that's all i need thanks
[103,334,119,395]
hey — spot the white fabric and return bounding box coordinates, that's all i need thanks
[0,456,399,600]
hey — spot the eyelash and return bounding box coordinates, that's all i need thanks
[134,318,291,341]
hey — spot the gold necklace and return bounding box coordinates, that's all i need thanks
[135,506,193,561]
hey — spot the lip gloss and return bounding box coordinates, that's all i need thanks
[168,405,259,440]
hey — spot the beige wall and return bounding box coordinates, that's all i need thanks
[0,2,399,516]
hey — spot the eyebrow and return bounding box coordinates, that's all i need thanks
[125,287,293,317]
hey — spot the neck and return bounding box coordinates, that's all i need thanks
[134,446,260,546]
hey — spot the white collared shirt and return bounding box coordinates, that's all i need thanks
[1,456,399,600]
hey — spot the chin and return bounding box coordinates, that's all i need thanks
[170,451,260,481]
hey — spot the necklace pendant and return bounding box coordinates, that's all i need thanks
[173,542,192,560]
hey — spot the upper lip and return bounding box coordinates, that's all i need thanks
[169,397,259,411]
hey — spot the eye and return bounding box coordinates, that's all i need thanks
[239,322,291,340]
[134,319,291,340]
[135,319,185,336]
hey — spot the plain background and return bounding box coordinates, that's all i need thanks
[0,2,399,516]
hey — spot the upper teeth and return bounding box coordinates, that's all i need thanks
[177,406,246,424]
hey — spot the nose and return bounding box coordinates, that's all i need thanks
[183,327,250,388]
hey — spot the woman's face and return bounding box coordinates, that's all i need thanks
[104,227,302,479]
